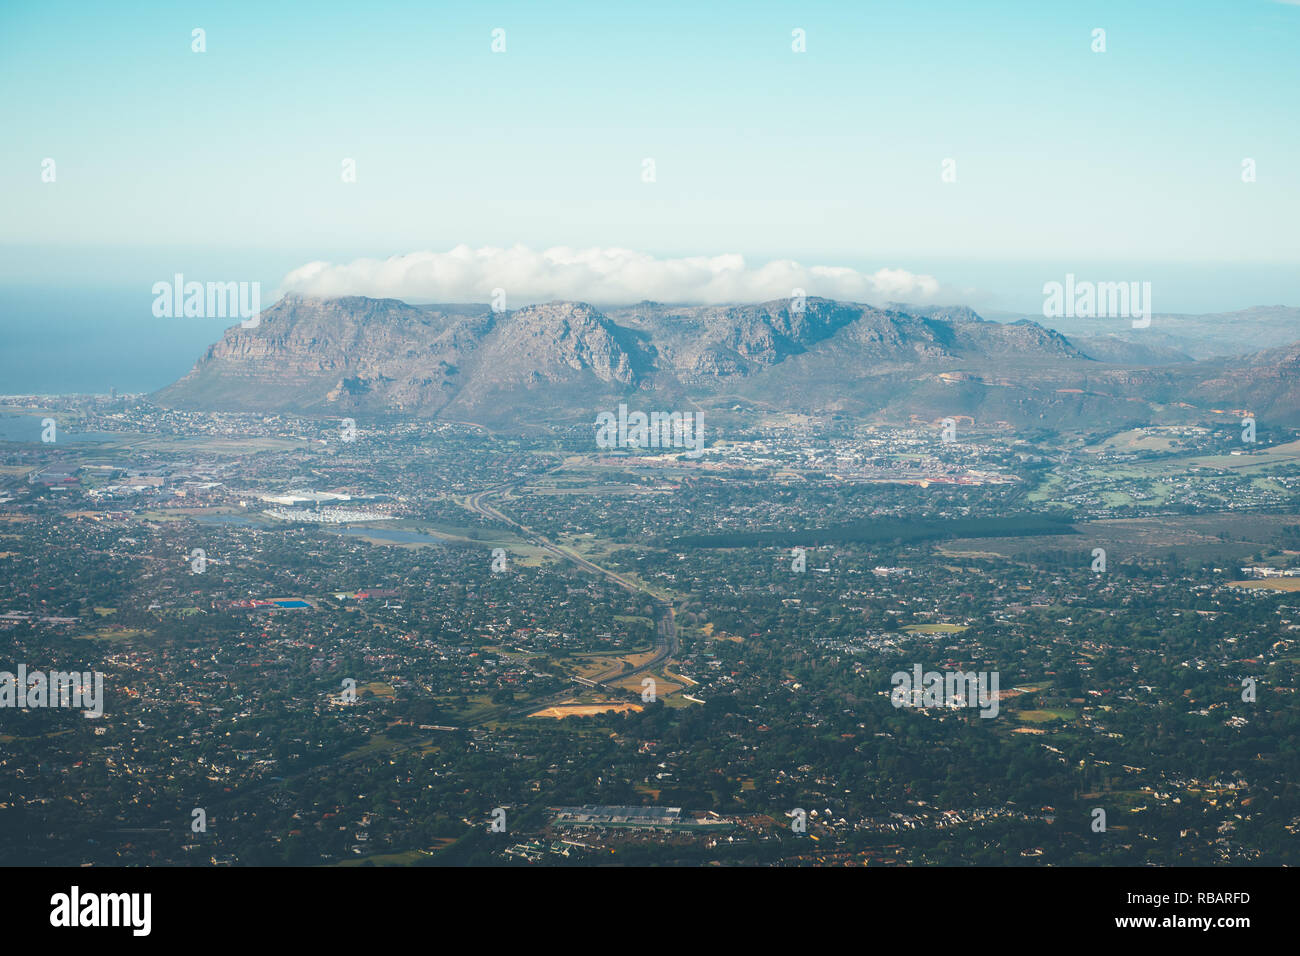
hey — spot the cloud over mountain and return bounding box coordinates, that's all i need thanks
[278,245,944,306]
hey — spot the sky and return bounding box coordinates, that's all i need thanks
[1,0,1298,390]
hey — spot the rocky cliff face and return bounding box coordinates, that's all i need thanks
[154,295,1300,427]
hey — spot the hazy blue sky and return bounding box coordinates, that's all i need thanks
[1,0,1298,392]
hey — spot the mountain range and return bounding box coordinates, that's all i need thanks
[153,296,1300,430]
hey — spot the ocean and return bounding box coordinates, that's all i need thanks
[0,283,233,396]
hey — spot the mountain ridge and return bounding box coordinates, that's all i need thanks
[153,296,1300,428]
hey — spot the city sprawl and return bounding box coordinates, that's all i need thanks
[2,396,1298,865]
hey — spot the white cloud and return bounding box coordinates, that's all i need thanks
[278,245,945,307]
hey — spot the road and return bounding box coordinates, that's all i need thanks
[461,477,678,698]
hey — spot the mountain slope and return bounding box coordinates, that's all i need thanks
[154,295,1300,428]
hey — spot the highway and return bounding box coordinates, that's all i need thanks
[461,477,678,695]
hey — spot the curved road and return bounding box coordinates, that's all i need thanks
[461,479,678,694]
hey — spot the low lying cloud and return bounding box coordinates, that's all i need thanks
[279,245,944,307]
